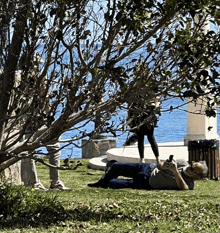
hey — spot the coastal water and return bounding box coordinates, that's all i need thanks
[58,99,220,159]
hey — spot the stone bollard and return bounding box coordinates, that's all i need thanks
[81,138,117,158]
[3,161,22,185]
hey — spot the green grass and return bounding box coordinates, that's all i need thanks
[1,158,219,232]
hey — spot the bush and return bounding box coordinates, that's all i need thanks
[0,175,68,229]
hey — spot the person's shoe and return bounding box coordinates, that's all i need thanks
[32,182,48,191]
[50,180,72,191]
[88,179,107,188]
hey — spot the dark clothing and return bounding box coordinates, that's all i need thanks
[97,160,194,190]
[125,102,161,160]
[106,162,157,189]
[128,104,159,133]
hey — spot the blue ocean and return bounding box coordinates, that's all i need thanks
[59,99,220,159]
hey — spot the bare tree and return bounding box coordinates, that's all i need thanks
[0,0,219,171]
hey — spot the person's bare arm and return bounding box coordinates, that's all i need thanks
[172,169,189,190]
[156,160,166,170]
[167,161,189,190]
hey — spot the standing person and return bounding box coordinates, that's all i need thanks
[88,157,208,190]
[124,96,161,164]
[21,140,72,191]
[18,53,71,191]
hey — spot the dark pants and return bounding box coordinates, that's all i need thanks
[136,124,159,160]
[126,110,159,160]
[102,162,157,189]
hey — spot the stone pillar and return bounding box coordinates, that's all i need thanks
[82,138,117,158]
[184,15,220,145]
[3,161,22,185]
[184,99,219,145]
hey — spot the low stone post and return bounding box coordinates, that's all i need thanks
[3,161,22,185]
[81,138,117,158]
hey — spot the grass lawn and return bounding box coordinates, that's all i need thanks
[1,158,219,232]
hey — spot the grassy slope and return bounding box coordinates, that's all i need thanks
[2,158,220,232]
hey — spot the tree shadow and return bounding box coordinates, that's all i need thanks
[0,204,130,230]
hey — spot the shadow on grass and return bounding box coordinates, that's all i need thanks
[2,199,219,230]
[0,204,132,229]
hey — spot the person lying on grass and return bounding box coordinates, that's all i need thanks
[88,156,208,190]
